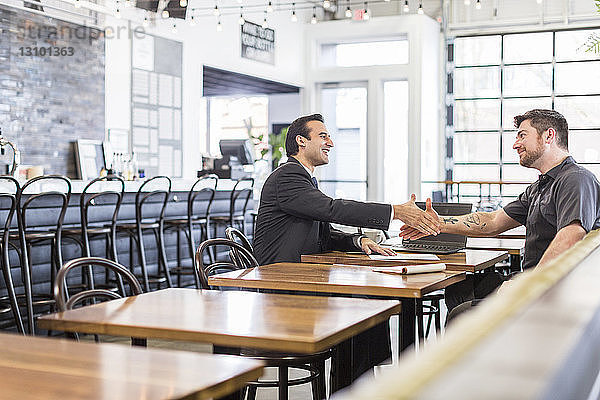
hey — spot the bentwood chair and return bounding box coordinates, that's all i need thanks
[225,226,253,269]
[53,257,143,343]
[165,174,218,288]
[0,176,24,333]
[195,238,329,400]
[14,175,71,334]
[208,178,254,240]
[63,175,125,291]
[116,176,173,292]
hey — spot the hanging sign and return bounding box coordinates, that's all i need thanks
[241,21,275,65]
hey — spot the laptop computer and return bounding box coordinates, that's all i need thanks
[384,202,473,254]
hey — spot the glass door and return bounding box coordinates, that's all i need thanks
[318,83,368,201]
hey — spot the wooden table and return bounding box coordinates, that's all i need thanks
[0,332,263,400]
[301,249,508,273]
[38,288,401,395]
[208,262,466,353]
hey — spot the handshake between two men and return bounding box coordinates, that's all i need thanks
[359,195,441,256]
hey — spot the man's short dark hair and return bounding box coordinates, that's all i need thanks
[514,109,569,150]
[285,113,324,156]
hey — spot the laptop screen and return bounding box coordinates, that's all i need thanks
[403,202,473,246]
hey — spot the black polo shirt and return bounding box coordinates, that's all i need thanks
[503,156,600,270]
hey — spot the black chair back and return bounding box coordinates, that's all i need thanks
[80,175,125,259]
[19,175,71,232]
[225,226,253,267]
[136,176,171,224]
[54,257,143,311]
[0,176,23,333]
[188,174,218,222]
[229,178,254,226]
[194,238,258,289]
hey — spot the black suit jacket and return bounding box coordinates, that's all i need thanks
[254,156,392,265]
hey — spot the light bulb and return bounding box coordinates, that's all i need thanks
[345,7,352,17]
[115,8,121,18]
[162,9,169,18]
[216,20,222,31]
[262,18,268,28]
[74,0,81,9]
[403,0,409,12]
[171,23,177,33]
[417,3,424,14]
[239,14,245,25]
[266,1,273,12]
[213,5,219,16]
[291,11,297,22]
[323,0,331,8]
[364,10,370,20]
[475,0,481,9]
[143,16,149,26]
[189,15,196,26]
[179,0,187,6]
[311,14,317,24]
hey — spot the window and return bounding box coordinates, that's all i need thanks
[450,28,600,204]
[207,96,268,160]
[320,39,409,67]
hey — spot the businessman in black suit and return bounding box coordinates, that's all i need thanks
[254,113,440,383]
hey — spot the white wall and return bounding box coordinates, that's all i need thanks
[268,92,301,130]
[104,9,306,178]
[303,15,440,202]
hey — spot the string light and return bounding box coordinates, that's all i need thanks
[179,0,187,7]
[266,1,273,13]
[475,0,481,9]
[216,18,222,31]
[311,6,317,24]
[171,23,177,33]
[74,0,81,8]
[345,0,352,18]
[363,2,370,20]
[189,15,196,26]
[238,7,245,25]
[161,9,169,18]
[403,0,409,13]
[417,1,424,14]
[115,6,121,18]
[291,3,298,22]
[143,15,149,26]
[262,11,268,28]
[213,4,219,16]
[323,0,331,8]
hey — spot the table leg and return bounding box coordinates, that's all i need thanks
[399,298,416,354]
[330,338,352,393]
[510,254,522,272]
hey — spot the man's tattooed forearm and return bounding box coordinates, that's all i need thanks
[461,213,486,230]
[443,217,458,224]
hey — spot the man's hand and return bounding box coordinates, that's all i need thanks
[360,237,396,256]
[394,196,441,237]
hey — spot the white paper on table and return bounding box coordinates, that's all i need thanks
[372,263,446,275]
[368,254,440,261]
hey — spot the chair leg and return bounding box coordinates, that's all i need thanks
[311,360,326,400]
[1,245,24,334]
[136,227,150,292]
[23,242,35,334]
[176,227,182,288]
[156,226,173,288]
[434,298,442,335]
[246,385,258,400]
[416,299,425,342]
[278,366,289,400]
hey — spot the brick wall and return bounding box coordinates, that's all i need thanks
[0,6,104,177]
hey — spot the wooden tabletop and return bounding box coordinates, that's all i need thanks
[301,249,508,273]
[0,332,263,400]
[38,288,401,354]
[208,263,466,298]
[467,237,525,256]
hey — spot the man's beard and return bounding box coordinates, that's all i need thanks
[519,140,544,167]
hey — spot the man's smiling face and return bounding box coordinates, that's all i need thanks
[514,119,545,168]
[301,120,334,167]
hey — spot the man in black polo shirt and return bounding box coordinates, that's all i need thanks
[401,109,600,312]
